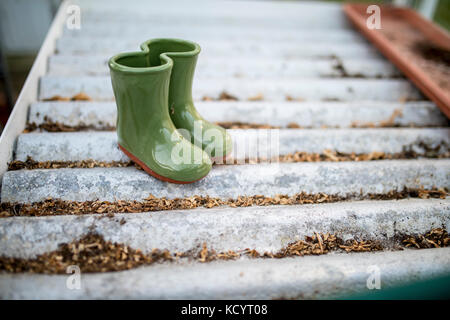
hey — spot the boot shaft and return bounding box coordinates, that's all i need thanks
[140,39,200,109]
[109,51,173,148]
[166,54,197,108]
[108,39,225,181]
[137,39,232,160]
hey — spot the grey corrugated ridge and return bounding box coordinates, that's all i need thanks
[38,76,421,102]
[48,55,399,78]
[55,38,380,58]
[69,0,349,30]
[2,160,449,203]
[75,0,343,17]
[28,101,448,129]
[73,7,349,30]
[1,248,449,299]
[0,198,448,259]
[62,29,362,42]
[14,129,450,162]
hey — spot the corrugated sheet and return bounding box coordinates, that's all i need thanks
[0,0,449,299]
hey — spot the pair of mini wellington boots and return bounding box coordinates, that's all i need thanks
[109,39,232,184]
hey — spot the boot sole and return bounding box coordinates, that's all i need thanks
[118,144,208,184]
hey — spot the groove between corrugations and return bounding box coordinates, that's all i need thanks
[0,228,448,274]
[0,187,446,218]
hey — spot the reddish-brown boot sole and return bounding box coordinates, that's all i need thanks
[118,144,207,184]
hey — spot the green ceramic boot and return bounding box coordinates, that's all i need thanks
[109,44,212,184]
[140,39,232,163]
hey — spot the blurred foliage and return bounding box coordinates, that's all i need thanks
[435,0,450,30]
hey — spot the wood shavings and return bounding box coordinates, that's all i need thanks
[42,92,92,102]
[0,188,446,218]
[0,228,446,274]
[202,91,238,101]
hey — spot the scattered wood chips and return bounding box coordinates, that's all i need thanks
[0,187,447,218]
[1,228,446,274]
[277,144,449,162]
[202,91,238,101]
[0,233,171,274]
[216,122,278,129]
[402,228,449,249]
[8,141,450,171]
[247,93,264,101]
[24,109,448,132]
[42,92,92,102]
[350,109,405,128]
[268,233,383,257]
[8,157,133,170]
[25,120,115,133]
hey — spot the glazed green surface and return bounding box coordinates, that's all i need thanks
[141,39,232,159]
[109,39,212,182]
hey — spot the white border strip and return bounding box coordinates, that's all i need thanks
[0,0,69,183]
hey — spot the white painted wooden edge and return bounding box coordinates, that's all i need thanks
[0,0,69,185]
